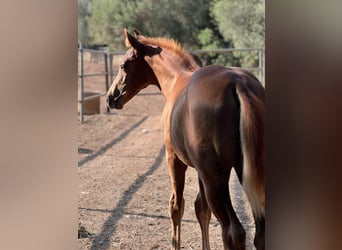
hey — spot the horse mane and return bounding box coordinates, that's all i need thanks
[137,36,200,71]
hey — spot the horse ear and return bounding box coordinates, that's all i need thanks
[133,29,141,37]
[124,28,144,51]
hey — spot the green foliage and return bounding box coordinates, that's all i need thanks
[79,0,265,67]
[87,0,216,50]
[196,27,237,66]
[78,0,93,46]
[211,0,265,67]
[86,0,124,50]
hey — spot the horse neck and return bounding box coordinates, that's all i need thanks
[145,52,197,102]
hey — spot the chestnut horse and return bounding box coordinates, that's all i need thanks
[106,29,265,250]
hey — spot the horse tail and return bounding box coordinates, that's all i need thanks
[235,82,265,219]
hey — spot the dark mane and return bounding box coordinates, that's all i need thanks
[137,36,200,71]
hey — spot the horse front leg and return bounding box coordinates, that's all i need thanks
[166,148,187,250]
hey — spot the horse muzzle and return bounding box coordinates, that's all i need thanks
[106,95,123,109]
[106,88,124,109]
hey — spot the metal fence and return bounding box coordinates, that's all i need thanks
[78,46,264,123]
[78,45,124,123]
[193,48,265,84]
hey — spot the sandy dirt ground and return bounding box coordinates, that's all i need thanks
[78,61,256,249]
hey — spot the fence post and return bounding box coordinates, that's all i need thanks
[258,49,262,84]
[108,54,113,113]
[79,44,84,123]
[104,52,110,113]
[259,48,265,85]
[109,54,113,87]
[262,48,265,85]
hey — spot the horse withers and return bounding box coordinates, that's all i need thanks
[106,29,265,250]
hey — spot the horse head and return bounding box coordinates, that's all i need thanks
[106,29,160,109]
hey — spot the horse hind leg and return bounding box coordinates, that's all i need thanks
[194,177,211,250]
[200,165,246,250]
[235,155,265,250]
[253,214,265,250]
[235,161,265,250]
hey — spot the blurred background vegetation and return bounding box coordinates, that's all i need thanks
[78,0,264,68]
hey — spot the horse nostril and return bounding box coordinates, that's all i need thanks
[113,87,121,99]
[106,93,117,108]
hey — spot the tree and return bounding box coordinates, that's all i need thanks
[78,0,93,47]
[84,0,264,68]
[86,0,125,50]
[87,0,220,51]
[211,0,265,67]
